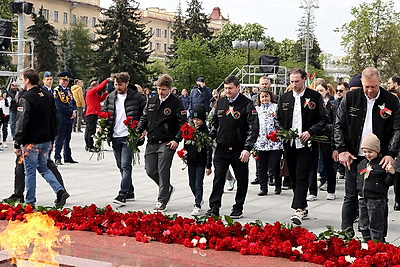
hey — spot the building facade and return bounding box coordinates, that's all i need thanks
[25,0,102,35]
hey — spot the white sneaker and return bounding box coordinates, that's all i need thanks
[306,194,317,201]
[291,210,303,225]
[227,179,236,191]
[326,193,336,200]
[153,201,167,212]
[191,206,201,216]
[2,143,7,148]
[319,183,327,191]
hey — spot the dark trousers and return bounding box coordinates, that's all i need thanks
[85,114,98,149]
[309,151,319,196]
[1,115,9,142]
[209,148,249,212]
[54,122,73,161]
[310,143,336,195]
[14,155,65,196]
[359,197,387,242]
[188,163,205,208]
[284,145,317,210]
[341,157,362,232]
[394,179,400,204]
[257,150,283,191]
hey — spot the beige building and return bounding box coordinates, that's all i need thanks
[140,6,229,59]
[25,0,102,35]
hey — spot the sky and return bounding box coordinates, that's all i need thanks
[100,0,400,57]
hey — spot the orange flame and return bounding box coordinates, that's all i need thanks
[17,144,39,164]
[0,212,62,266]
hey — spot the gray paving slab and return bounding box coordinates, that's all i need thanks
[1,131,400,246]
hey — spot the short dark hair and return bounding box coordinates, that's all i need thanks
[20,68,39,85]
[156,74,173,88]
[337,82,349,89]
[113,72,130,83]
[224,75,240,86]
[392,76,400,85]
[257,89,276,106]
[289,68,307,80]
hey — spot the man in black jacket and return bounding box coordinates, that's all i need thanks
[103,72,147,206]
[138,74,187,212]
[275,68,327,225]
[14,67,69,207]
[206,75,259,219]
[334,67,400,236]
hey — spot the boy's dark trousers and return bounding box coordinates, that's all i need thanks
[188,163,205,208]
[358,197,388,242]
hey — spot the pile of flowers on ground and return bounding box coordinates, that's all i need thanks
[1,203,399,266]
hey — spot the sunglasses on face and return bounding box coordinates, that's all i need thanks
[336,90,344,93]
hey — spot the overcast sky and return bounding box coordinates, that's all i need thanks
[100,0,400,57]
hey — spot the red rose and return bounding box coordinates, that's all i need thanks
[266,131,279,142]
[123,116,132,126]
[130,120,139,129]
[177,148,187,159]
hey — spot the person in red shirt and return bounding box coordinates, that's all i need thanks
[84,78,111,152]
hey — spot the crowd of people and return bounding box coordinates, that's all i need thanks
[1,66,400,243]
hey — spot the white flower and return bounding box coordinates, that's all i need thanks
[199,237,207,244]
[191,238,198,246]
[292,246,303,254]
[361,243,369,250]
[345,255,356,263]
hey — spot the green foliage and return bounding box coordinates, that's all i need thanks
[338,0,400,78]
[93,0,151,86]
[0,0,13,20]
[146,59,167,85]
[60,22,93,80]
[317,225,356,242]
[185,0,212,40]
[27,7,58,73]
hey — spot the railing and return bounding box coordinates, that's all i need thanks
[216,65,288,95]
[0,36,34,77]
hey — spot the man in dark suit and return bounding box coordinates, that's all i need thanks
[275,68,327,225]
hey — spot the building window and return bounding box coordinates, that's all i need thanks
[149,42,152,50]
[163,30,167,38]
[149,27,153,34]
[72,14,77,24]
[156,42,161,51]
[170,31,173,39]
[80,16,88,26]
[156,28,161,37]
[63,12,68,24]
[164,44,167,51]
[92,17,96,27]
[54,11,58,22]
[42,9,49,20]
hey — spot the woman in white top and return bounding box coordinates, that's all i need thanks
[0,90,11,147]
[253,89,284,196]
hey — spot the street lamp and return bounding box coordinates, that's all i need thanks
[299,0,319,75]
[232,39,265,66]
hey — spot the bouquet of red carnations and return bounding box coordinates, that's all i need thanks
[180,123,211,152]
[92,111,112,160]
[267,129,329,147]
[123,116,141,165]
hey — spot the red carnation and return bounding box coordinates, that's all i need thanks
[181,123,195,140]
[266,131,279,142]
[177,148,188,159]
[98,112,112,119]
[123,116,133,126]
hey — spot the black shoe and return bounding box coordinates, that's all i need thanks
[55,190,70,208]
[274,187,282,195]
[55,159,63,166]
[257,190,268,196]
[394,202,400,211]
[3,194,25,203]
[206,208,220,217]
[126,193,135,202]
[251,178,260,185]
[230,209,243,219]
[113,195,126,206]
[64,159,78,163]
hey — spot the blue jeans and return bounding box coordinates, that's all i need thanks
[359,197,387,242]
[188,164,205,208]
[9,111,16,139]
[112,137,134,197]
[23,142,64,204]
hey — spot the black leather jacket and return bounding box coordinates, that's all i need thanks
[334,87,400,158]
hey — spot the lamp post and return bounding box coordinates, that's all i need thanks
[299,0,318,75]
[232,39,265,66]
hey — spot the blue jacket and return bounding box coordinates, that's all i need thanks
[53,85,77,124]
[180,95,190,110]
[188,85,212,114]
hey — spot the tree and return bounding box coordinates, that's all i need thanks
[60,22,93,80]
[339,0,400,77]
[185,0,212,40]
[27,7,58,73]
[93,0,151,86]
[0,0,13,20]
[167,0,186,62]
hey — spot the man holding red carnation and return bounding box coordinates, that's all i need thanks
[102,72,147,206]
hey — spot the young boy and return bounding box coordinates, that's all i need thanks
[357,133,397,242]
[184,105,212,216]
